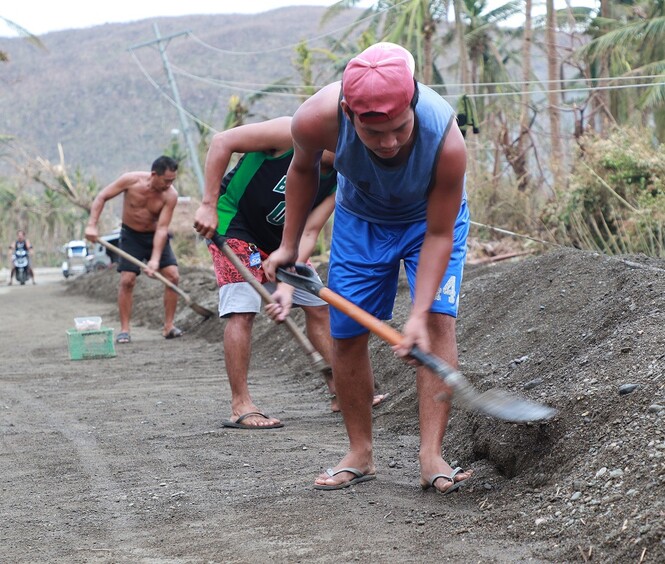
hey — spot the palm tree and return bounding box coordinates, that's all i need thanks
[0,17,45,62]
[578,1,665,139]
[322,0,449,84]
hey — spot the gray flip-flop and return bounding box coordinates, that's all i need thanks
[116,332,131,344]
[314,467,376,490]
[422,467,470,495]
[164,327,183,339]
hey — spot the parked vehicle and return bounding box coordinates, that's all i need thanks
[12,247,30,285]
[90,231,121,270]
[62,240,91,279]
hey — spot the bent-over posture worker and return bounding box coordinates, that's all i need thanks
[264,43,473,492]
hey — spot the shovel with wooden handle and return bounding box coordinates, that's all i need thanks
[276,264,557,423]
[96,238,215,320]
[208,233,330,374]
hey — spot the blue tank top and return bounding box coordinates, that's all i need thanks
[334,84,461,224]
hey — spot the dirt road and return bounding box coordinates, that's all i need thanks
[1,250,663,563]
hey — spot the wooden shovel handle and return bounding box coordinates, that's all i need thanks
[318,287,404,346]
[210,234,328,372]
[95,238,187,300]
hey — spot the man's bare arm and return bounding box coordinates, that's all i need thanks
[195,116,294,240]
[148,189,178,269]
[275,85,340,263]
[395,121,467,356]
[412,121,467,317]
[297,193,335,262]
[85,173,135,241]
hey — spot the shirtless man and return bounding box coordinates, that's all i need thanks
[85,156,182,344]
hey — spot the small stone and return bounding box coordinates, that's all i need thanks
[609,469,624,479]
[483,483,493,490]
[595,467,607,479]
[524,379,544,390]
[571,491,582,501]
[618,384,638,395]
[648,404,664,413]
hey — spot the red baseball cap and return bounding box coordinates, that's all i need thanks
[342,42,416,123]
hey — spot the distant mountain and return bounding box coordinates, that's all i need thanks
[0,6,360,189]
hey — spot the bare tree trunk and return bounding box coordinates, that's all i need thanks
[422,18,434,85]
[597,0,612,133]
[514,0,533,192]
[453,0,470,90]
[546,0,563,190]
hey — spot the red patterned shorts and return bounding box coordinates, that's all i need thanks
[208,238,269,287]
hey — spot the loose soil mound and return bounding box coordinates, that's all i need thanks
[68,246,665,562]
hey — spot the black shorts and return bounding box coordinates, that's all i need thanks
[117,224,178,275]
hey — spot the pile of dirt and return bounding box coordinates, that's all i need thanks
[68,245,664,561]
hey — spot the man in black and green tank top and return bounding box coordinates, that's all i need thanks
[193,117,387,429]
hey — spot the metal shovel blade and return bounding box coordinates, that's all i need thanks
[443,371,558,422]
[410,347,557,422]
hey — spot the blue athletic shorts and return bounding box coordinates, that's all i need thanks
[328,201,470,338]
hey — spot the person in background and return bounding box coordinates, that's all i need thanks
[85,156,182,344]
[263,43,472,492]
[8,229,36,285]
[193,117,387,429]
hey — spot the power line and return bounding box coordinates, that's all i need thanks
[129,49,220,134]
[186,0,412,56]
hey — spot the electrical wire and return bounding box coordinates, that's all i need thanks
[186,0,412,56]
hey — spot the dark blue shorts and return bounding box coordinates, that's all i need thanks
[117,224,178,275]
[328,201,470,338]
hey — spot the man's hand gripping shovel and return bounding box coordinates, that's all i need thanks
[209,233,330,374]
[277,264,557,423]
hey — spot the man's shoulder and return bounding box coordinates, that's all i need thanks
[121,170,150,186]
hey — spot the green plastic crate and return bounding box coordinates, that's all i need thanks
[67,327,116,360]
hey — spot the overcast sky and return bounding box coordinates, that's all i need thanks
[0,1,373,37]
[1,0,597,37]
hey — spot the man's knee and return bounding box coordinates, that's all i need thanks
[119,273,137,291]
[303,305,329,325]
[161,266,179,285]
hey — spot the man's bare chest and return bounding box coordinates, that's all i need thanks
[125,192,165,216]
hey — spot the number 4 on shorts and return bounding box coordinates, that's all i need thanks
[435,276,457,305]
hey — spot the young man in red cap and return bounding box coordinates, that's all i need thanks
[264,42,472,492]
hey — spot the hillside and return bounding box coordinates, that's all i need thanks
[0,6,360,187]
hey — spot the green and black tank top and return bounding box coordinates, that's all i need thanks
[216,148,337,253]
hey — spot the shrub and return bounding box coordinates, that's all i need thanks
[545,127,665,257]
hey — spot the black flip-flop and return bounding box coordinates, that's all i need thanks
[223,412,284,430]
[164,327,183,339]
[421,467,471,495]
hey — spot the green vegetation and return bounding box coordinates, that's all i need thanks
[2,2,665,264]
[546,127,665,256]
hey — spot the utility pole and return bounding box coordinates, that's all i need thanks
[129,24,205,196]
